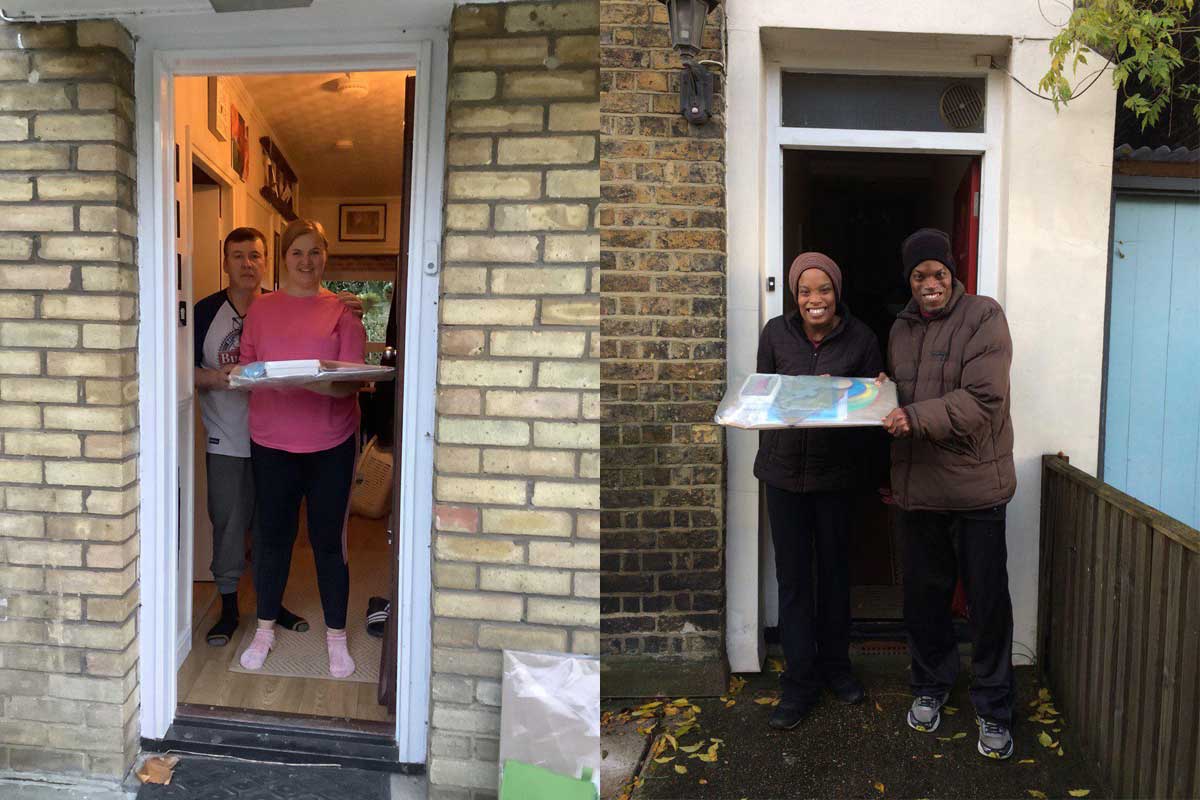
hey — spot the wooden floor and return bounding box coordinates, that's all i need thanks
[177,514,395,723]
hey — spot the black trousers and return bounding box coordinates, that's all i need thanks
[765,485,853,704]
[900,506,1015,724]
[250,435,356,630]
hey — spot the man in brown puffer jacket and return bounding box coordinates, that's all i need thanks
[881,228,1017,761]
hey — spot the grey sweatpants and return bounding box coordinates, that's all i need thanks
[206,452,255,595]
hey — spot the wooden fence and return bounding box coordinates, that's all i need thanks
[1038,454,1200,799]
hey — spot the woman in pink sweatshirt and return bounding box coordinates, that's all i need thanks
[237,218,366,678]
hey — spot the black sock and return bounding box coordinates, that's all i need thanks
[277,606,309,632]
[206,591,239,645]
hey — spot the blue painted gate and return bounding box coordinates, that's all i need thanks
[1103,192,1200,529]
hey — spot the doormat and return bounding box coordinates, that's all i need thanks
[228,547,386,685]
[136,754,389,799]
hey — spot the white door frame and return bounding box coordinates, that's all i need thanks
[135,38,445,763]
[725,62,1006,673]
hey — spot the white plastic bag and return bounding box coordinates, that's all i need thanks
[498,649,600,792]
[715,373,898,429]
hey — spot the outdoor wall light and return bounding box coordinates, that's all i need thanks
[657,0,720,125]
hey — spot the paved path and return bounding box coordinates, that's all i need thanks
[604,658,1109,800]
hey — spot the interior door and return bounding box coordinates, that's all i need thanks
[176,127,197,666]
[952,157,981,294]
[191,164,223,582]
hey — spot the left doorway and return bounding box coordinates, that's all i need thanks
[171,70,409,734]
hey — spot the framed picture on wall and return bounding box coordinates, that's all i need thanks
[207,76,229,141]
[230,106,249,182]
[339,204,387,242]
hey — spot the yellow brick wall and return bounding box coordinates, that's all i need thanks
[431,2,600,797]
[0,20,140,780]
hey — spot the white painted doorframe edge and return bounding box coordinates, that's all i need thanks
[135,39,445,764]
[725,62,1006,672]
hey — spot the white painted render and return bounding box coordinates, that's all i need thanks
[725,2,1117,673]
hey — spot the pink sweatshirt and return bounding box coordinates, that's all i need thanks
[239,290,367,453]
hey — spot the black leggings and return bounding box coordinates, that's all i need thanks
[250,435,356,629]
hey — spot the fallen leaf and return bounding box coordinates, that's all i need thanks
[933,754,944,759]
[951,732,966,740]
[1028,699,1040,708]
[136,756,180,786]
[1018,759,1036,765]
[665,734,678,751]
[1052,728,1061,733]
[699,778,708,785]
[875,701,883,712]
[1067,791,1091,797]
[936,736,951,743]
[943,705,958,715]
[724,700,736,708]
[1037,731,1054,748]
[711,738,724,743]
[1058,747,1064,757]
[672,698,691,707]
[692,705,702,713]
[767,658,785,673]
[653,756,674,764]
[674,764,687,774]
[680,743,703,754]
[874,781,886,795]
[1038,688,1051,701]
[1027,791,1047,799]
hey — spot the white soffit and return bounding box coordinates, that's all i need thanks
[762,28,1012,72]
[1,0,454,26]
[3,0,209,17]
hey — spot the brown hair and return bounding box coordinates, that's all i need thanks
[223,226,266,260]
[280,218,329,256]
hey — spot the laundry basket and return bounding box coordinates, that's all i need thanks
[350,436,393,519]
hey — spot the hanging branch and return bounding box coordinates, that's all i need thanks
[1040,0,1200,129]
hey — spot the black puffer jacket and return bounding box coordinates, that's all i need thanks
[753,310,887,493]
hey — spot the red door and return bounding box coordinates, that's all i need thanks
[952,157,981,295]
[950,156,981,620]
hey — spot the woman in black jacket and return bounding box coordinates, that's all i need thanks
[754,252,886,730]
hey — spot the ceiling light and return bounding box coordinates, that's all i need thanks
[335,74,369,99]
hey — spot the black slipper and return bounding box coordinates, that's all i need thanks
[205,614,237,646]
[366,596,389,638]
[277,606,309,632]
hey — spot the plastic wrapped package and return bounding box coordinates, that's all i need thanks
[498,650,600,794]
[715,373,898,429]
[228,359,395,389]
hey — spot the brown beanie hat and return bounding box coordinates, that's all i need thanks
[788,252,843,303]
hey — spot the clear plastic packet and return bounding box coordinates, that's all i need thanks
[498,649,600,793]
[715,373,898,429]
[228,359,395,389]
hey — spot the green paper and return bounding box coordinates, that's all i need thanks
[499,760,598,800]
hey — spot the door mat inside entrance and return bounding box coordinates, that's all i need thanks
[228,548,385,685]
[136,755,389,799]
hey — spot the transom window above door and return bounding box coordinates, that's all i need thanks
[781,72,987,133]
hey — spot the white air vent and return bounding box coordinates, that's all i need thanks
[939,83,984,130]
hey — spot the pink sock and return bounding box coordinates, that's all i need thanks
[327,630,355,678]
[239,627,275,670]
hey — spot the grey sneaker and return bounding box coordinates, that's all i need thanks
[906,694,946,732]
[976,717,1014,759]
